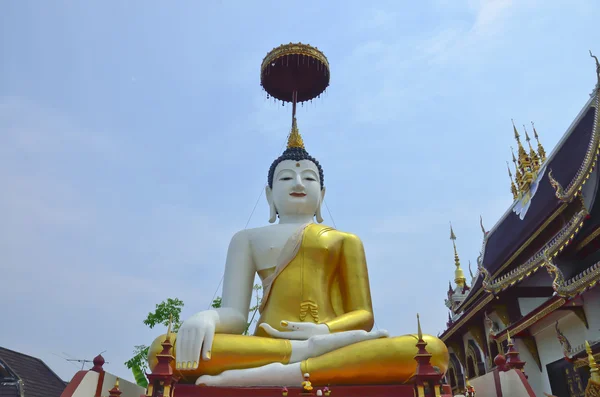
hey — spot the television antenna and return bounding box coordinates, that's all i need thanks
[52,351,109,370]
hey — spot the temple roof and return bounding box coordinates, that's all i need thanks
[0,346,67,397]
[457,93,599,313]
[484,101,596,273]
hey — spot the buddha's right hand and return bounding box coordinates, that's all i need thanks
[176,310,219,370]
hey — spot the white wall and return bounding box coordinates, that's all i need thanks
[529,289,600,396]
[62,370,145,397]
[512,337,544,395]
[518,297,551,316]
[469,369,533,397]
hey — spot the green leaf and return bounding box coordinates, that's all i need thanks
[211,297,222,308]
[131,364,149,388]
[143,298,184,331]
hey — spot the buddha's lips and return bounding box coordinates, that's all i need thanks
[290,192,306,197]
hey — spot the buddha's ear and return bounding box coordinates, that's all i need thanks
[266,185,277,223]
[315,186,326,223]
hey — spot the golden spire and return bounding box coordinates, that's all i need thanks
[532,122,546,162]
[507,161,518,199]
[524,125,540,172]
[287,117,305,149]
[586,340,600,383]
[507,329,512,344]
[512,120,533,191]
[450,223,466,288]
[417,313,423,341]
[511,147,523,186]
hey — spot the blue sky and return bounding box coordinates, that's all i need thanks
[1,0,600,384]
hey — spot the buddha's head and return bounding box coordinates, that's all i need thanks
[266,118,325,223]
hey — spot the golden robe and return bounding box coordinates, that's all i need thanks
[149,224,449,385]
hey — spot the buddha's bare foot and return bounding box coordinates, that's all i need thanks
[195,362,302,387]
[290,329,389,363]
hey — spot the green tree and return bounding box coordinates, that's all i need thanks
[124,298,185,387]
[125,289,262,388]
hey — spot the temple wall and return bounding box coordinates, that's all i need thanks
[60,370,144,397]
[469,369,534,397]
[61,371,99,397]
[518,297,550,316]
[462,331,487,376]
[102,372,145,397]
[498,370,536,396]
[527,290,600,396]
[513,337,545,395]
[584,287,600,334]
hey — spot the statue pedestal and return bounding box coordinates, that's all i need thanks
[171,384,454,397]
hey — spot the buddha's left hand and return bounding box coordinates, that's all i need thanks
[259,320,329,340]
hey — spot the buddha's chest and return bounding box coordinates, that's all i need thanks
[249,224,301,270]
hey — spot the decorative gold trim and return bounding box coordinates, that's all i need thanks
[575,226,600,253]
[544,255,600,297]
[448,341,467,369]
[548,93,600,202]
[495,298,566,343]
[261,43,330,74]
[480,209,587,294]
[492,305,510,326]
[460,202,569,310]
[574,353,600,369]
[442,294,494,341]
[447,358,459,388]
[466,344,481,378]
[467,324,487,357]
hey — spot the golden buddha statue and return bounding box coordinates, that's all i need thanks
[148,118,449,387]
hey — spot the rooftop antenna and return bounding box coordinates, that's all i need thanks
[53,351,109,371]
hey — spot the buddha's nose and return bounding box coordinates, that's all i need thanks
[294,175,304,188]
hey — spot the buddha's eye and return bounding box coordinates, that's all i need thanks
[279,177,293,181]
[305,177,317,181]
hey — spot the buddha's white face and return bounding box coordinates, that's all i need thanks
[269,159,323,219]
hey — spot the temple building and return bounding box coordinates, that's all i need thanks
[440,55,600,397]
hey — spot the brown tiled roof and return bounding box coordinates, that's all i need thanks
[0,347,66,397]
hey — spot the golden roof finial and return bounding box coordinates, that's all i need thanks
[511,147,523,186]
[507,161,518,199]
[591,50,600,85]
[480,215,487,237]
[511,120,533,191]
[586,340,600,383]
[287,117,305,149]
[512,120,529,161]
[524,125,541,172]
[417,313,423,341]
[450,223,466,288]
[115,378,120,388]
[531,122,547,162]
[507,329,512,344]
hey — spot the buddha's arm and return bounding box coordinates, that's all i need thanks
[217,230,256,334]
[325,234,374,333]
